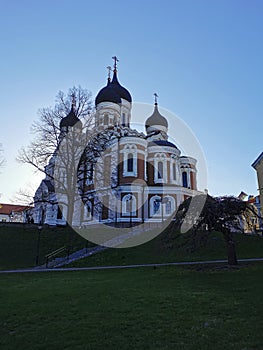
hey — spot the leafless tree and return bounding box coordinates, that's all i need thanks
[17,86,94,174]
[0,143,5,172]
[17,86,94,224]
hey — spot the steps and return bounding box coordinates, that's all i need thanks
[35,245,108,269]
[35,225,155,269]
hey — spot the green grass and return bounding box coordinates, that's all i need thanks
[0,224,90,270]
[0,224,263,270]
[1,264,263,349]
[69,230,263,268]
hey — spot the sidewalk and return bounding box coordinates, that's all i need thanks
[1,257,263,274]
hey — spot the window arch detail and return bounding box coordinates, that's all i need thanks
[123,144,137,177]
[149,195,176,217]
[182,171,188,188]
[154,153,167,183]
[122,194,137,216]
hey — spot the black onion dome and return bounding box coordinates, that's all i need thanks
[148,140,178,149]
[95,79,122,105]
[145,104,168,129]
[110,70,132,102]
[60,105,82,129]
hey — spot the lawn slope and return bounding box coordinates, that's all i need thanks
[1,264,263,349]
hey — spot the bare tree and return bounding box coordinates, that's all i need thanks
[17,86,94,225]
[18,86,93,174]
[0,143,5,172]
[173,194,260,265]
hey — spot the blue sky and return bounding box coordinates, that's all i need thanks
[0,0,262,202]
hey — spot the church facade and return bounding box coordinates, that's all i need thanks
[33,61,201,226]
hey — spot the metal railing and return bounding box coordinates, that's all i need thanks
[45,246,68,268]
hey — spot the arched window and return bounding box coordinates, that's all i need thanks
[182,171,188,188]
[164,196,175,216]
[158,161,163,179]
[150,196,161,217]
[122,194,136,216]
[127,153,133,172]
[154,153,167,183]
[123,145,137,177]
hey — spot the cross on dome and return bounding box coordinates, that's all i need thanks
[112,56,119,71]
[154,93,159,105]
[107,66,112,80]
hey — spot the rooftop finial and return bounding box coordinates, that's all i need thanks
[112,56,119,71]
[107,66,112,81]
[154,93,159,105]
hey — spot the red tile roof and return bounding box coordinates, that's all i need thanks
[0,204,32,215]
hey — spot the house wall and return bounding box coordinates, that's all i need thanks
[255,159,263,218]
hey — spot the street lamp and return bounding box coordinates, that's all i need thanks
[35,225,42,266]
[126,194,133,228]
[161,197,169,223]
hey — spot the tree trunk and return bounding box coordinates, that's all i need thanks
[224,231,238,265]
[66,196,74,226]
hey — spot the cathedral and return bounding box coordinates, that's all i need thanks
[33,59,200,227]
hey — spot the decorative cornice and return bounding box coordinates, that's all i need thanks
[252,152,263,169]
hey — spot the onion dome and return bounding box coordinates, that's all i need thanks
[110,70,132,103]
[145,103,168,130]
[148,140,178,149]
[95,79,122,106]
[60,103,82,130]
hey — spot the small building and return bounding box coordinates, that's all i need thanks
[0,203,33,223]
[252,152,263,221]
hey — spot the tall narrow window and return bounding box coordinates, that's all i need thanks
[122,113,126,126]
[104,114,109,125]
[166,200,172,215]
[153,200,160,214]
[126,198,132,213]
[158,161,163,179]
[173,163,176,180]
[182,171,188,188]
[127,153,133,172]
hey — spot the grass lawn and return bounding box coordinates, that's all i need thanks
[0,224,89,270]
[1,263,263,349]
[0,224,263,270]
[69,230,263,268]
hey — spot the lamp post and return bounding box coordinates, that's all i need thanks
[161,197,169,223]
[126,194,133,228]
[35,225,42,266]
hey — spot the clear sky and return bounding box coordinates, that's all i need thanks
[0,0,262,203]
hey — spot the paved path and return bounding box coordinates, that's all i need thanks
[1,257,263,274]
